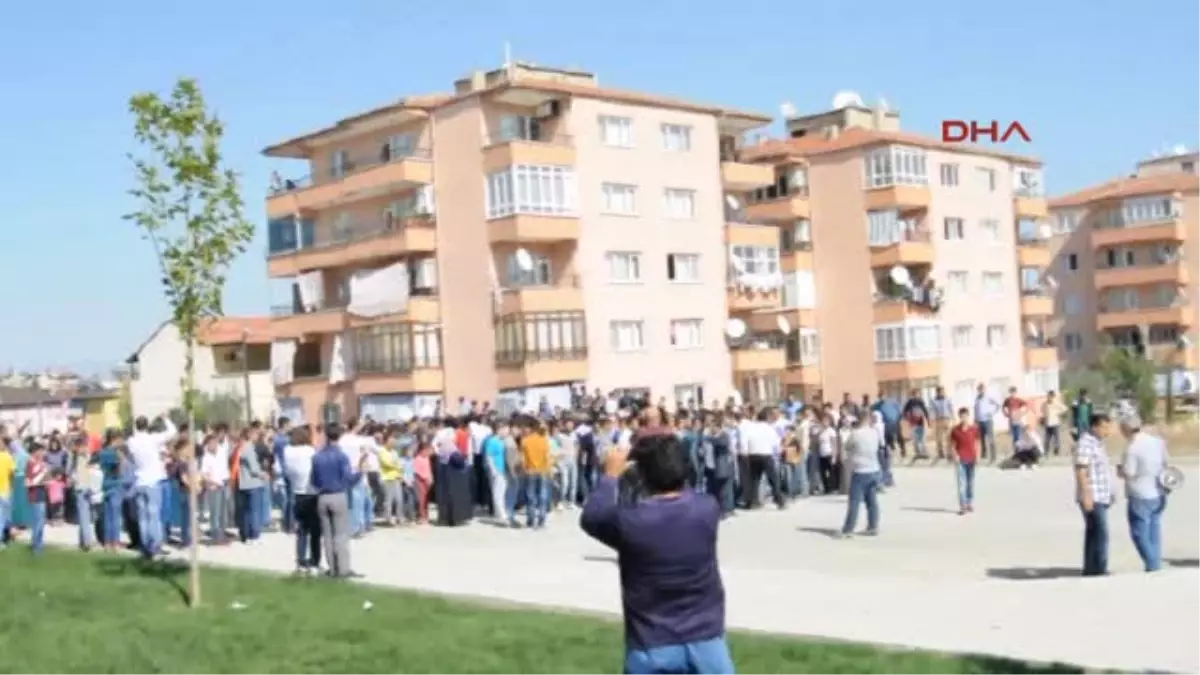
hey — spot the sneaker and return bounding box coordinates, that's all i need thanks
[862,530,879,537]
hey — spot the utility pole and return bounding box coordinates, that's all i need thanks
[241,329,253,424]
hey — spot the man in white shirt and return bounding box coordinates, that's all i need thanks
[741,410,784,509]
[1118,412,1170,572]
[337,419,372,537]
[127,415,175,558]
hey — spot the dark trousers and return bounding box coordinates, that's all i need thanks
[472,454,493,515]
[122,497,141,550]
[293,494,322,569]
[884,423,904,458]
[706,471,734,515]
[818,455,837,493]
[1082,503,1110,576]
[1044,426,1062,456]
[744,455,783,508]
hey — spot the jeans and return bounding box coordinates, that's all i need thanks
[101,490,122,546]
[158,480,174,540]
[841,471,881,535]
[238,487,265,542]
[977,419,996,461]
[280,481,295,533]
[0,497,10,544]
[488,465,509,522]
[30,501,47,554]
[177,490,193,547]
[206,486,228,542]
[293,493,322,569]
[878,445,894,487]
[1081,503,1110,576]
[1044,426,1061,456]
[557,460,578,507]
[1127,496,1166,572]
[805,451,823,495]
[75,489,96,549]
[524,474,550,527]
[624,635,735,675]
[956,461,976,509]
[786,461,807,498]
[911,425,928,457]
[348,479,369,536]
[135,484,164,557]
[1010,422,1024,454]
[258,482,274,531]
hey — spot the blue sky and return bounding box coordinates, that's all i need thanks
[0,0,1196,374]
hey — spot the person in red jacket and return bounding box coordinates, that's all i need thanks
[949,407,981,515]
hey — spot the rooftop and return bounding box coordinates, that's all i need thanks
[1050,171,1200,209]
[740,127,1042,166]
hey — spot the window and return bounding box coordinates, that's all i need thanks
[780,219,812,251]
[1019,266,1042,293]
[1017,218,1041,243]
[663,188,696,219]
[785,328,821,365]
[951,325,974,349]
[864,146,928,188]
[976,167,996,191]
[606,252,643,283]
[1063,294,1083,316]
[661,124,692,152]
[667,253,701,283]
[943,217,965,240]
[980,218,1001,242]
[386,133,417,159]
[1054,209,1081,234]
[782,270,816,308]
[986,324,1008,348]
[939,163,959,186]
[494,311,587,365]
[599,116,633,148]
[320,403,342,426]
[1149,324,1182,344]
[1183,161,1196,173]
[673,383,703,406]
[1025,368,1060,396]
[873,322,942,362]
[750,167,808,202]
[485,165,577,219]
[601,183,637,215]
[867,209,905,245]
[496,115,542,143]
[1108,196,1180,228]
[505,251,551,287]
[331,149,350,178]
[1105,288,1139,311]
[353,323,443,373]
[982,272,1003,295]
[670,319,704,349]
[610,321,645,352]
[1064,253,1079,272]
[730,245,781,277]
[946,270,969,292]
[1103,247,1136,269]
[1013,167,1044,197]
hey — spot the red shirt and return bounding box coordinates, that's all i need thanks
[1002,396,1026,419]
[949,424,980,463]
[454,428,470,456]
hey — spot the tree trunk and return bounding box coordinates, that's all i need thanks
[185,338,202,608]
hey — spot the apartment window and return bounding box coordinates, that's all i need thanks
[1054,209,1081,234]
[661,124,693,152]
[1152,283,1180,307]
[943,217,965,240]
[485,165,577,219]
[1149,324,1182,344]
[1013,167,1044,196]
[750,167,808,203]
[1183,161,1196,173]
[601,183,638,215]
[330,149,351,179]
[1026,368,1060,396]
[610,320,645,352]
[785,328,821,365]
[980,218,1001,242]
[730,245,780,276]
[1019,266,1042,293]
[977,167,996,191]
[663,188,696,220]
[986,324,1008,348]
[946,270,969,292]
[674,383,704,406]
[606,252,643,283]
[982,271,1003,295]
[951,325,974,349]
[867,209,906,245]
[780,219,813,252]
[670,319,704,349]
[1064,253,1079,272]
[1103,247,1136,269]
[782,270,816,309]
[939,163,959,186]
[1063,293,1083,316]
[353,323,443,373]
[874,322,942,362]
[386,133,417,159]
[505,251,551,287]
[1113,196,1179,227]
[666,253,701,283]
[495,311,587,365]
[599,115,633,148]
[864,146,928,188]
[1106,288,1140,311]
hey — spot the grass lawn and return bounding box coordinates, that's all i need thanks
[0,549,1087,674]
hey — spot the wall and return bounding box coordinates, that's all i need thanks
[0,401,83,435]
[569,97,733,400]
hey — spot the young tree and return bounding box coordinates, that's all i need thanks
[124,78,254,607]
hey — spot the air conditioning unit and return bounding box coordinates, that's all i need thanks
[536,100,561,119]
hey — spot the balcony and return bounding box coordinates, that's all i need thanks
[1016,238,1052,267]
[731,340,787,372]
[875,359,941,381]
[497,280,584,314]
[869,230,935,268]
[1092,219,1188,248]
[782,244,815,271]
[783,364,823,387]
[267,216,436,278]
[746,307,816,334]
[266,149,433,218]
[346,294,441,326]
[356,368,446,395]
[1024,340,1059,369]
[270,300,349,339]
[864,184,931,211]
[482,132,575,174]
[1097,301,1196,330]
[728,286,781,312]
[720,161,775,191]
[489,213,580,244]
[1019,289,1054,316]
[726,222,779,247]
[1095,260,1189,289]
[745,190,811,221]
[496,350,589,389]
[872,297,939,324]
[1013,195,1048,218]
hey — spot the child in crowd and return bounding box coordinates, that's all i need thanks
[412,443,433,524]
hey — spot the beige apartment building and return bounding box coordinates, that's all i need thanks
[1047,150,1198,375]
[737,96,1058,409]
[262,62,778,423]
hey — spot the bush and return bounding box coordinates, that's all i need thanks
[167,391,247,429]
[1062,347,1158,422]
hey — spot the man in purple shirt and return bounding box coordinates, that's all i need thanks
[581,434,734,674]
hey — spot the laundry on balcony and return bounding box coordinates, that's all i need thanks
[270,340,297,386]
[347,261,411,318]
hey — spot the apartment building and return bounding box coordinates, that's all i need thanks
[263,62,774,423]
[737,93,1056,409]
[1047,150,1198,375]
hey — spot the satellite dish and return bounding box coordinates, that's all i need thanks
[724,318,747,340]
[831,90,864,109]
[514,248,534,272]
[877,97,890,112]
[729,252,746,274]
[889,265,911,287]
[779,102,797,119]
[1173,144,1189,155]
[724,194,743,210]
[1038,223,1053,240]
[1044,275,1058,290]
[1026,322,1038,337]
[777,315,792,334]
[1178,335,1192,349]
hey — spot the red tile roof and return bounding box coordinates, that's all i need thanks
[197,317,272,346]
[740,126,1041,166]
[1049,172,1200,208]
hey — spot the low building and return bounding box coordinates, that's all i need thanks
[0,386,82,435]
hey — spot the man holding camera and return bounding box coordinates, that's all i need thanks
[580,434,734,674]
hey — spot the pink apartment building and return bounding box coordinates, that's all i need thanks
[739,97,1058,410]
[262,62,777,423]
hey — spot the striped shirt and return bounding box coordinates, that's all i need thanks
[1074,432,1114,505]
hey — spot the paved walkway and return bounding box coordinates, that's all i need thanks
[41,465,1200,673]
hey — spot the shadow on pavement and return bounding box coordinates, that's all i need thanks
[1166,557,1198,568]
[794,526,843,539]
[985,566,1080,581]
[900,506,960,515]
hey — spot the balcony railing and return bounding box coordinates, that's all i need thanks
[869,229,932,248]
[484,129,573,147]
[268,147,433,196]
[271,297,348,317]
[268,215,433,257]
[1099,297,1186,314]
[1014,186,1044,198]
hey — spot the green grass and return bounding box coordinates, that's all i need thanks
[0,549,1086,674]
